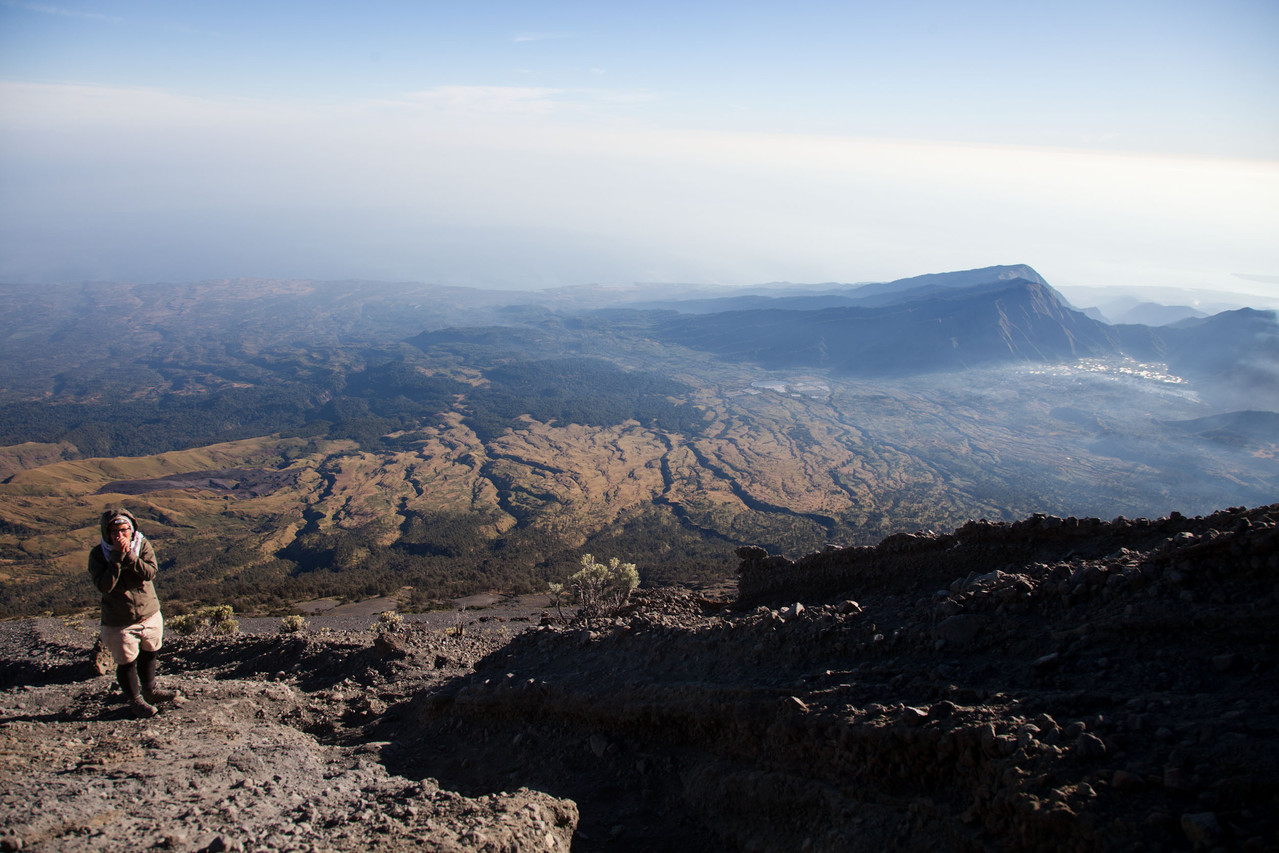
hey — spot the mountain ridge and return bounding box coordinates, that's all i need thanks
[651,278,1279,398]
[653,277,1123,375]
[847,262,1049,300]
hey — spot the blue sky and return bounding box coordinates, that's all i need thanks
[1,1,1277,299]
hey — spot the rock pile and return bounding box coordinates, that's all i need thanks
[737,505,1278,605]
[394,504,1278,851]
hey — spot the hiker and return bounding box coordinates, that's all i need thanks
[88,508,180,717]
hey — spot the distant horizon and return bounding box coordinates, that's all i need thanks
[2,2,1276,298]
[4,262,1277,315]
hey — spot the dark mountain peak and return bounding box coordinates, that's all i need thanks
[848,264,1049,304]
[655,275,1117,376]
[888,263,1048,290]
[652,274,1273,384]
[1161,306,1278,358]
[1169,305,1278,331]
[1155,307,1279,410]
[844,264,1043,301]
[918,275,1060,305]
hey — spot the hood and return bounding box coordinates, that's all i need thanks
[99,507,140,540]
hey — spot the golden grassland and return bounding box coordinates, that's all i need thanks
[0,381,901,600]
[0,436,317,574]
[4,365,1272,613]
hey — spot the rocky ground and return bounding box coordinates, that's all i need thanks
[0,614,575,852]
[1,504,1276,852]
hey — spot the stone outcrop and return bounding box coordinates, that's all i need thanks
[737,505,1278,605]
[394,503,1278,851]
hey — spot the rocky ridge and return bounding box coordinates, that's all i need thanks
[2,503,1277,851]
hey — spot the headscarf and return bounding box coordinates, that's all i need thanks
[99,511,143,560]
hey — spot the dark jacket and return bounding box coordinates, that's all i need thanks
[88,508,161,627]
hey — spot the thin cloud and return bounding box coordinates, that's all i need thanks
[512,31,573,43]
[2,81,1276,292]
[388,84,654,121]
[1,0,119,21]
[588,88,655,104]
[400,85,565,114]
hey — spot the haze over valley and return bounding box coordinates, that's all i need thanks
[1,264,1275,618]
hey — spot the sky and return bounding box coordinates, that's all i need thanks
[1,1,1277,301]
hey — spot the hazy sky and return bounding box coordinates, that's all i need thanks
[1,1,1277,297]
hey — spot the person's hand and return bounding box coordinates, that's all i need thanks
[109,526,132,553]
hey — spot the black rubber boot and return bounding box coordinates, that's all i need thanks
[116,660,156,718]
[137,648,177,704]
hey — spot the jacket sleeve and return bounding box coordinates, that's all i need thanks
[88,547,122,595]
[131,537,158,582]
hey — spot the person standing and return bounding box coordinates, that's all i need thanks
[88,508,179,717]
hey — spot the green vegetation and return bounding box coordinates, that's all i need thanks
[279,613,308,634]
[323,361,468,449]
[465,357,699,441]
[374,610,404,633]
[0,387,319,457]
[549,553,640,624]
[168,604,240,636]
[0,354,692,459]
[0,506,733,621]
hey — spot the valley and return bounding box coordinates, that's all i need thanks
[1,269,1276,618]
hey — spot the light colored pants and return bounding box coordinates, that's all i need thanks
[100,611,164,666]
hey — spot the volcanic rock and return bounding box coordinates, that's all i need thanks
[3,503,1277,851]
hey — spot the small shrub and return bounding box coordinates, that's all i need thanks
[552,553,640,625]
[279,614,308,634]
[168,605,240,636]
[375,610,403,633]
[547,582,567,620]
[168,613,199,636]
